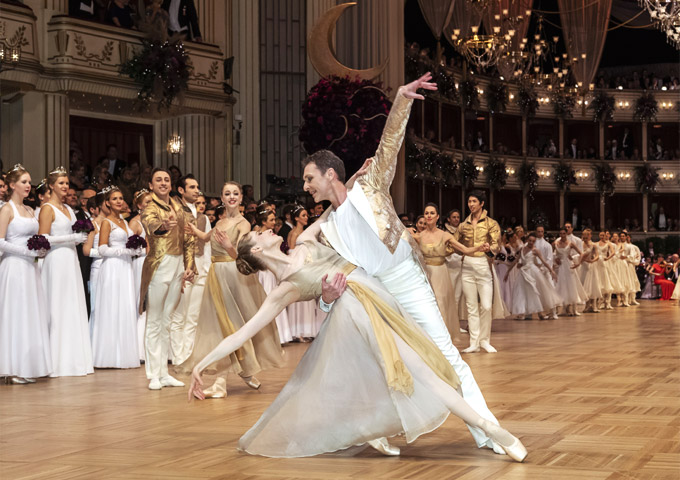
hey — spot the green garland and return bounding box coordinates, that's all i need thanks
[485,80,508,115]
[517,82,538,118]
[592,162,617,196]
[588,90,616,123]
[459,78,480,111]
[433,67,459,102]
[553,161,577,191]
[405,140,457,185]
[458,155,479,190]
[634,163,659,194]
[529,207,550,230]
[633,92,658,123]
[517,158,538,199]
[550,91,576,119]
[485,155,508,191]
[120,39,192,111]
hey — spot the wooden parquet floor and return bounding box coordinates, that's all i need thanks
[1,301,679,480]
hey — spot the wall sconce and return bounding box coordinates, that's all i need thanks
[661,171,675,180]
[538,97,550,104]
[618,171,632,181]
[167,134,182,155]
[475,165,484,173]
[576,170,589,180]
[617,100,630,109]
[505,166,516,175]
[509,93,515,100]
[0,39,22,72]
[660,101,674,109]
[538,168,551,178]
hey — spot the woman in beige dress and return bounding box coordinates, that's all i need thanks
[413,203,486,342]
[179,181,284,397]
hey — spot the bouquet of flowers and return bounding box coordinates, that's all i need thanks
[126,234,148,250]
[27,234,51,262]
[495,252,507,262]
[506,255,516,263]
[72,218,95,234]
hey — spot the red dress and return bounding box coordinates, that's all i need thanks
[652,264,674,300]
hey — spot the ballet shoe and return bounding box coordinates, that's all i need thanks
[631,300,640,306]
[148,378,162,390]
[8,377,30,385]
[24,378,36,383]
[459,328,468,333]
[480,342,497,353]
[573,310,581,316]
[242,376,261,390]
[203,377,227,399]
[160,375,184,387]
[368,437,400,456]
[462,345,481,353]
[479,420,528,463]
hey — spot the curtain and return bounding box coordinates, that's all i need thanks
[559,0,613,91]
[417,0,456,40]
[444,0,482,47]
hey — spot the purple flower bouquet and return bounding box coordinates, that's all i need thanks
[27,234,51,262]
[507,255,516,263]
[72,218,95,234]
[126,234,147,250]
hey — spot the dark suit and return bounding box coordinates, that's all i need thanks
[108,158,126,179]
[75,209,93,314]
[278,222,292,243]
[621,132,633,158]
[162,0,202,41]
[69,0,97,19]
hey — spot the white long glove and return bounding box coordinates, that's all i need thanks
[89,248,100,259]
[0,238,43,257]
[98,244,141,257]
[46,232,88,246]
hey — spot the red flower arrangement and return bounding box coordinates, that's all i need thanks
[299,76,392,177]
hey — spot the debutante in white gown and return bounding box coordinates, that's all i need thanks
[613,244,632,296]
[603,243,622,294]
[579,244,603,300]
[594,243,614,297]
[41,204,94,377]
[0,201,52,378]
[133,228,147,361]
[258,270,293,344]
[510,248,561,316]
[89,226,102,335]
[554,243,588,305]
[91,219,140,369]
[500,243,522,313]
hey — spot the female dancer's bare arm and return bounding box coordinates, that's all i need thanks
[189,282,301,400]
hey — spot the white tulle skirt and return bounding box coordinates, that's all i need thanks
[258,270,293,344]
[554,262,588,305]
[0,254,52,378]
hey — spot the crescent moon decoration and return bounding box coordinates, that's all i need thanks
[307,2,388,81]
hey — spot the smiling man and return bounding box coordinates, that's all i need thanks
[140,167,196,391]
[299,73,504,457]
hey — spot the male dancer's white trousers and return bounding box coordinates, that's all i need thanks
[461,256,494,347]
[169,270,207,364]
[376,256,499,449]
[145,254,183,380]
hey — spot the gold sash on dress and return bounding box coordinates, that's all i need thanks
[424,258,446,266]
[206,255,244,361]
[340,264,460,396]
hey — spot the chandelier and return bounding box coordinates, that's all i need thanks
[639,0,680,48]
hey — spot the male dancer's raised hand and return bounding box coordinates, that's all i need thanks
[399,72,437,100]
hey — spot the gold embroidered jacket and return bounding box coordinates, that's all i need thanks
[453,209,501,257]
[139,193,196,313]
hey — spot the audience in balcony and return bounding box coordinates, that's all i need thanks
[69,0,100,20]
[106,0,135,29]
[595,68,678,90]
[162,0,202,42]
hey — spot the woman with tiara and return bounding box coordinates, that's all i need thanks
[552,227,587,316]
[0,165,52,383]
[129,189,152,361]
[501,229,523,316]
[38,167,93,377]
[83,190,109,330]
[179,181,283,398]
[187,229,527,462]
[575,229,602,313]
[594,231,615,310]
[90,187,142,369]
[610,232,631,307]
[255,208,293,344]
[287,205,320,341]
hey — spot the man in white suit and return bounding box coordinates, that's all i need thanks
[299,73,504,457]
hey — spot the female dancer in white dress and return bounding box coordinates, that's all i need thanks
[443,209,467,333]
[0,165,52,383]
[552,227,587,316]
[504,232,560,319]
[256,209,293,344]
[575,229,602,313]
[83,191,109,332]
[129,189,151,361]
[624,234,641,306]
[38,167,93,377]
[611,233,631,307]
[501,230,523,315]
[594,232,615,310]
[188,230,527,462]
[91,187,142,369]
[286,205,319,341]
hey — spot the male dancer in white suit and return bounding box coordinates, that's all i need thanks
[300,73,504,456]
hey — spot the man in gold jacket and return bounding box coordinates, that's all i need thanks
[299,73,504,456]
[453,191,501,354]
[141,168,196,390]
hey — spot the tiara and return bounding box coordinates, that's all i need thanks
[100,185,120,195]
[8,164,25,174]
[49,166,67,175]
[292,203,306,215]
[36,178,47,190]
[134,188,150,201]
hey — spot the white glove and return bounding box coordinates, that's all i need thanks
[47,232,88,246]
[0,238,44,258]
[98,244,137,257]
[89,248,100,259]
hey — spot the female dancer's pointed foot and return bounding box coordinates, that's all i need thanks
[368,437,400,456]
[479,419,527,463]
[242,375,261,390]
[203,377,227,399]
